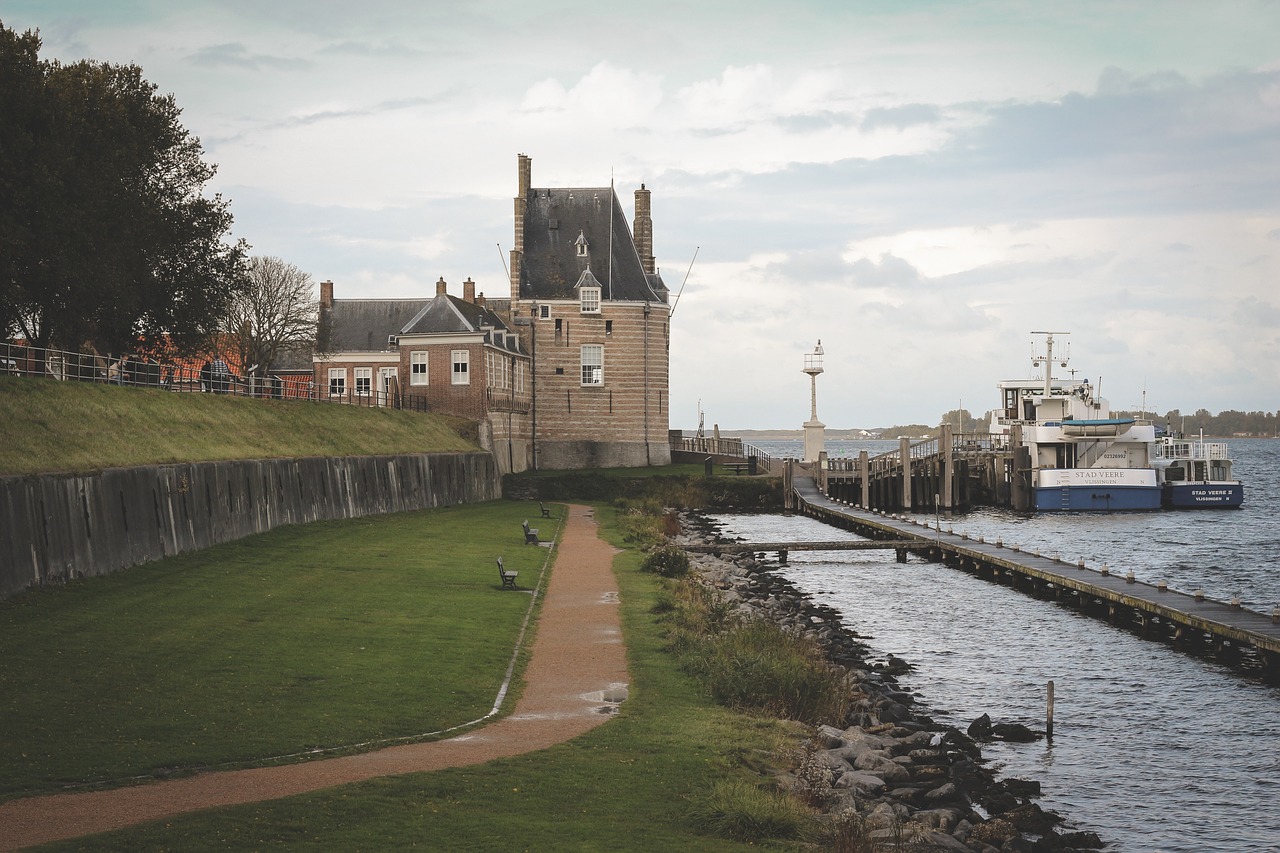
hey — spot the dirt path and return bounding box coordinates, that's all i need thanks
[0,504,627,851]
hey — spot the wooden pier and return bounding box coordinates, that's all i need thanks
[684,539,918,565]
[784,472,1280,676]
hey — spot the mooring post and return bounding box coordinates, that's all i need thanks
[779,549,788,566]
[1046,680,1055,743]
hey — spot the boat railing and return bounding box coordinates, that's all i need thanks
[1154,440,1231,462]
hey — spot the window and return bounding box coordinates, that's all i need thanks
[328,368,346,397]
[580,287,600,313]
[581,345,603,386]
[539,305,550,319]
[451,350,470,385]
[605,320,613,336]
[354,367,372,397]
[410,351,428,385]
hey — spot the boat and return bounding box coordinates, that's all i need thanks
[1153,431,1244,508]
[988,332,1162,512]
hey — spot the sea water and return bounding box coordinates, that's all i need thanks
[710,438,1280,852]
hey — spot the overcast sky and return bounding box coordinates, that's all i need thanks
[9,0,1279,430]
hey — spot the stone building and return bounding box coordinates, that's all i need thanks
[503,154,672,469]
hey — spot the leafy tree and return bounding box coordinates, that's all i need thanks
[223,256,318,378]
[0,21,246,357]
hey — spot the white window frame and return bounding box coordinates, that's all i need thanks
[580,287,601,314]
[580,344,603,386]
[328,368,346,397]
[354,367,372,397]
[451,349,470,385]
[409,351,428,385]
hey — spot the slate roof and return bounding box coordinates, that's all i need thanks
[327,299,430,352]
[518,187,668,303]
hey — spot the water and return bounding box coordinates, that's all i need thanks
[713,439,1280,851]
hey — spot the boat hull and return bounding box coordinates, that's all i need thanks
[1161,482,1244,509]
[1033,485,1162,512]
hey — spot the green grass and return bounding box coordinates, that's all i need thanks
[24,504,808,852]
[0,501,559,799]
[0,376,478,476]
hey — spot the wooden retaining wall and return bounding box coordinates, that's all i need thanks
[0,452,501,600]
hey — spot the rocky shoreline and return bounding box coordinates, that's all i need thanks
[675,512,1105,853]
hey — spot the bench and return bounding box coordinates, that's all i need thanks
[538,500,551,518]
[725,462,752,475]
[522,520,540,545]
[496,557,518,589]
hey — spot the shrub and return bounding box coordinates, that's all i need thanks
[640,545,690,578]
[687,778,813,842]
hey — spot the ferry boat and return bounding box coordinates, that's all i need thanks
[1153,431,1244,508]
[989,332,1162,512]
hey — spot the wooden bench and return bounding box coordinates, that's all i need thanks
[496,557,518,589]
[538,500,551,518]
[522,520,540,545]
[725,462,752,475]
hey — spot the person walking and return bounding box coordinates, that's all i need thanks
[211,354,230,394]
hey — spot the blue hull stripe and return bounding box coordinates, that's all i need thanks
[1033,486,1162,512]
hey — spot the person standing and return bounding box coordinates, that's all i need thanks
[211,354,230,394]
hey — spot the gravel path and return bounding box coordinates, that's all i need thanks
[0,504,627,851]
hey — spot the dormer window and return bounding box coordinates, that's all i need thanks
[574,230,589,258]
[580,286,600,313]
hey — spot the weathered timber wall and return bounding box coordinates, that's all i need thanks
[0,453,500,600]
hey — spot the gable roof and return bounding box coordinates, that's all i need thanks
[398,294,525,354]
[518,187,668,303]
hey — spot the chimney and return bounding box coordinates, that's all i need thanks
[320,280,334,308]
[463,277,476,303]
[476,291,486,308]
[633,183,654,274]
[436,276,448,296]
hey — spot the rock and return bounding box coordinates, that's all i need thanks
[967,817,1018,846]
[1055,830,1105,849]
[924,782,963,804]
[968,712,994,739]
[1000,777,1041,799]
[991,721,1040,742]
[834,770,886,794]
[919,830,974,851]
[1002,803,1061,834]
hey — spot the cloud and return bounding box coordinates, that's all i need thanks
[187,42,310,70]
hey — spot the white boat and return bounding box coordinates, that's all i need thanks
[989,332,1161,512]
[1153,431,1244,508]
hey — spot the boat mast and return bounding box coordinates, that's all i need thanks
[1030,330,1070,396]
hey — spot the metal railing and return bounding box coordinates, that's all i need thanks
[1,342,429,412]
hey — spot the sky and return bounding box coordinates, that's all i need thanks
[7,0,1280,430]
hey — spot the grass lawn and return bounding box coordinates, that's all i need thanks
[0,501,560,800]
[17,504,806,852]
[0,376,478,476]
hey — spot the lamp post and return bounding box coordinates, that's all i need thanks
[802,340,825,463]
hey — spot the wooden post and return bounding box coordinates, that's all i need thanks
[1046,680,1055,743]
[859,450,870,509]
[900,437,911,510]
[940,423,954,517]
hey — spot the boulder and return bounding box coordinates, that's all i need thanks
[967,712,994,739]
[834,770,886,794]
[990,721,1040,742]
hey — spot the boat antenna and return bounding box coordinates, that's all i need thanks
[669,246,699,319]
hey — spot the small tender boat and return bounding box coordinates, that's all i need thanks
[1153,432,1244,508]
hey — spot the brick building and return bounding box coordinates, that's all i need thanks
[308,153,671,472]
[314,277,532,473]
[504,154,672,469]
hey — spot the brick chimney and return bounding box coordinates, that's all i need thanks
[633,184,654,274]
[319,280,334,308]
[512,153,531,300]
[436,276,448,296]
[463,277,476,303]
[476,291,486,308]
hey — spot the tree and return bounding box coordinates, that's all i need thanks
[223,256,318,380]
[0,21,247,357]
